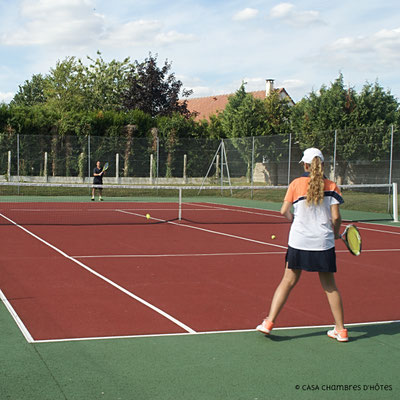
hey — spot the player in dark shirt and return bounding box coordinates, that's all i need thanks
[92,161,104,201]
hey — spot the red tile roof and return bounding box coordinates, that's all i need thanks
[187,88,293,121]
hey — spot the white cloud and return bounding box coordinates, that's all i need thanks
[233,8,259,21]
[0,92,14,103]
[188,86,214,98]
[270,3,324,27]
[102,20,195,47]
[326,27,400,66]
[0,1,194,49]
[0,0,104,47]
[154,30,195,45]
[281,79,306,90]
[270,3,294,19]
[240,77,265,91]
[102,20,161,45]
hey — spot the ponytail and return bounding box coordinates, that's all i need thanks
[306,157,324,205]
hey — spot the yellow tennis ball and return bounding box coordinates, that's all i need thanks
[271,234,276,240]
[146,213,151,219]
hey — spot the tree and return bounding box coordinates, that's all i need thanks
[345,81,399,164]
[123,53,193,117]
[76,52,133,111]
[220,84,265,180]
[291,74,399,183]
[291,73,356,141]
[220,83,293,182]
[156,113,199,177]
[11,74,48,106]
[44,57,85,113]
[259,91,293,184]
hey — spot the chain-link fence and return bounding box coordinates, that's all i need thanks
[0,126,398,185]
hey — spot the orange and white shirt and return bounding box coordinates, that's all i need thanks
[284,174,344,251]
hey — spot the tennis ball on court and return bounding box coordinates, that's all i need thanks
[146,213,151,220]
[271,234,276,240]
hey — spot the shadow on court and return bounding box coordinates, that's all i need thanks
[259,322,400,342]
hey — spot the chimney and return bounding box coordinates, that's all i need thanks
[266,79,274,96]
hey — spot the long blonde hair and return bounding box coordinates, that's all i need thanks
[306,157,324,205]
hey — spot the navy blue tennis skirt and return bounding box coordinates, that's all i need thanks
[285,246,337,273]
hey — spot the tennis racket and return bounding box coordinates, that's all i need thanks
[102,162,109,173]
[341,224,362,256]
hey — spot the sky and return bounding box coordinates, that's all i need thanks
[1,0,400,104]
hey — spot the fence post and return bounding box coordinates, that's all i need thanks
[7,151,11,180]
[17,134,20,183]
[183,154,187,183]
[44,152,48,182]
[288,132,292,185]
[333,130,337,181]
[392,182,398,222]
[116,153,119,183]
[156,137,159,184]
[215,154,220,179]
[251,137,255,199]
[150,154,153,183]
[88,135,91,185]
[389,125,394,185]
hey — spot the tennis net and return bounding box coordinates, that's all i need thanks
[0,182,398,225]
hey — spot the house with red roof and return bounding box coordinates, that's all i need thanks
[186,79,295,121]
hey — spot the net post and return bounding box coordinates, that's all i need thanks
[178,188,182,221]
[393,182,399,223]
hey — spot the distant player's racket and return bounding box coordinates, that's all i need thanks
[341,224,362,256]
[102,162,109,172]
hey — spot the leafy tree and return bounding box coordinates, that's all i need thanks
[0,103,12,175]
[220,84,266,180]
[16,53,134,113]
[156,113,197,177]
[354,81,398,127]
[291,73,356,141]
[123,53,193,117]
[257,92,293,184]
[11,74,48,106]
[44,57,84,113]
[343,81,399,168]
[220,83,292,182]
[291,74,399,183]
[76,52,133,111]
[263,91,292,135]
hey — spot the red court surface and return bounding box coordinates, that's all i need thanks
[1,202,399,342]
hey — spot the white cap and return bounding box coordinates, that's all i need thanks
[300,148,324,164]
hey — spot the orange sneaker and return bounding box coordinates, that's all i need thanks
[327,327,348,342]
[256,319,274,334]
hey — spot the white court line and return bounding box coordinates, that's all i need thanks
[72,248,400,259]
[32,319,400,344]
[3,207,399,343]
[117,209,288,250]
[354,225,400,235]
[73,251,287,259]
[186,202,285,219]
[0,212,196,339]
[0,289,34,343]
[189,202,400,232]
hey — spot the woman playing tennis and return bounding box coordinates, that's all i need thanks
[257,148,348,342]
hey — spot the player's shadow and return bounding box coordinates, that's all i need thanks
[260,322,399,342]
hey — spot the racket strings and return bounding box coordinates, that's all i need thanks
[347,227,361,255]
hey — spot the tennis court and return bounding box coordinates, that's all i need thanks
[1,186,399,399]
